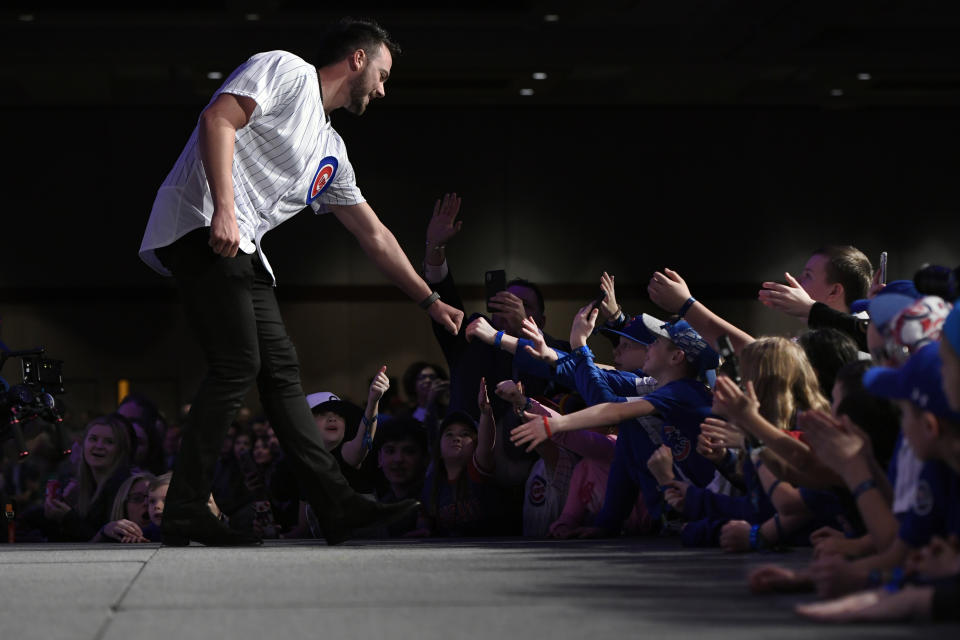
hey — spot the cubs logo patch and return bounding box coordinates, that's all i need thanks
[528,475,547,506]
[306,156,339,204]
[663,425,692,461]
[912,479,934,517]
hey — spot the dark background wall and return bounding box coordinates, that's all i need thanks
[3,4,960,425]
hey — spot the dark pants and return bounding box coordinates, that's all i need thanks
[157,229,354,524]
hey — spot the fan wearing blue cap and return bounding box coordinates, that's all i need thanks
[510,319,721,536]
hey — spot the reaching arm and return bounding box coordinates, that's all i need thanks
[341,366,388,468]
[332,201,463,334]
[510,399,656,452]
[647,268,754,354]
[475,378,496,472]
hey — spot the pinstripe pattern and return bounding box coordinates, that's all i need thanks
[139,51,365,282]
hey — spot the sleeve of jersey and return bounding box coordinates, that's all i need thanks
[512,338,559,380]
[217,51,307,121]
[897,460,948,548]
[572,350,637,406]
[312,143,364,212]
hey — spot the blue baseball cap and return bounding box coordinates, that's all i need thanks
[603,313,662,345]
[863,341,960,422]
[645,318,721,372]
[855,280,921,328]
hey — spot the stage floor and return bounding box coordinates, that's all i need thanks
[0,538,945,639]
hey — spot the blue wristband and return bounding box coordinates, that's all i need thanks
[678,297,697,318]
[749,524,762,550]
[361,414,377,448]
[494,331,504,349]
[851,478,877,500]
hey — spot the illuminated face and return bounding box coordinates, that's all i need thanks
[345,43,392,115]
[84,424,120,472]
[125,478,151,526]
[798,254,841,308]
[898,400,935,460]
[642,336,682,380]
[378,439,426,487]
[315,411,346,451]
[148,484,168,526]
[613,337,649,372]
[439,423,477,463]
[940,340,960,412]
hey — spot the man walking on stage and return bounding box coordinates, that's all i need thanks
[139,18,462,545]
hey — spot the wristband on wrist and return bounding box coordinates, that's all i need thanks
[361,414,377,448]
[851,478,878,500]
[542,415,553,438]
[426,242,446,251]
[493,331,504,349]
[767,479,782,500]
[749,524,763,550]
[419,291,440,309]
[677,296,697,318]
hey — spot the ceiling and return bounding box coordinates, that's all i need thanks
[5,1,960,108]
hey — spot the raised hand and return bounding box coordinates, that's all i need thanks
[757,272,815,318]
[368,365,389,404]
[510,410,552,452]
[696,432,727,464]
[647,268,692,314]
[570,302,600,349]
[521,317,557,364]
[478,377,493,415]
[425,192,462,248]
[488,290,526,336]
[598,272,620,322]
[712,375,760,422]
[494,379,526,414]
[797,410,865,472]
[719,519,752,553]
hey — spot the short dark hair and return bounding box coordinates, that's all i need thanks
[313,18,401,68]
[374,417,428,454]
[401,361,448,400]
[813,245,873,306]
[507,278,545,315]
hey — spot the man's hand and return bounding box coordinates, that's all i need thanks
[425,193,462,250]
[748,565,810,594]
[597,271,619,323]
[368,365,389,404]
[488,290,526,336]
[647,268,692,314]
[646,444,675,485]
[758,272,815,319]
[570,303,600,349]
[521,317,558,364]
[427,300,463,335]
[209,208,241,257]
[465,315,498,344]
[809,553,867,598]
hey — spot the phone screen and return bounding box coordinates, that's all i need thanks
[879,251,888,286]
[485,270,507,312]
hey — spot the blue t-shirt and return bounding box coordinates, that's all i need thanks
[898,458,960,548]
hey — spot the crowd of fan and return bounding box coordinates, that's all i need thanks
[3,194,959,623]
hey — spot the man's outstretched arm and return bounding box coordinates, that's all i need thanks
[332,201,463,334]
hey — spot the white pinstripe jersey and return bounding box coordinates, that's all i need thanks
[139,50,365,282]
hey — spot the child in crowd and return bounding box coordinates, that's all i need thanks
[96,471,157,543]
[412,379,500,537]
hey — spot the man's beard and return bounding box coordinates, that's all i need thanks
[346,76,372,115]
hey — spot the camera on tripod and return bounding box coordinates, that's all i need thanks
[0,346,71,462]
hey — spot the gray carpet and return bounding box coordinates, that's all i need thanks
[0,538,945,640]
